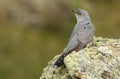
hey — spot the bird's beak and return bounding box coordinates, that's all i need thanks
[72,9,81,15]
[72,10,76,13]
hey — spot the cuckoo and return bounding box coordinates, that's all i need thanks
[54,9,95,67]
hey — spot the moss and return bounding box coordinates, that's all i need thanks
[40,37,120,79]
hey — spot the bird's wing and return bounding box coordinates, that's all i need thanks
[54,34,79,67]
[69,30,75,41]
[69,22,83,40]
[69,23,78,41]
[63,34,78,54]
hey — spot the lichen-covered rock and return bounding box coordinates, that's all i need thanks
[40,37,120,79]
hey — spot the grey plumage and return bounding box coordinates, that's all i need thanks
[54,9,95,67]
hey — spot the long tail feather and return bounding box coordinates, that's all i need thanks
[54,53,66,67]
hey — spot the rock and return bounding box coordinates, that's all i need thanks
[40,37,120,79]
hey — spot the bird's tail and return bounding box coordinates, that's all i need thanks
[54,53,67,67]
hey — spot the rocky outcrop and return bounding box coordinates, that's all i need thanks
[40,37,120,79]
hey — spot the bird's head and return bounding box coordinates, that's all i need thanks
[72,9,91,22]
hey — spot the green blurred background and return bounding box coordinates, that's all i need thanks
[0,0,120,79]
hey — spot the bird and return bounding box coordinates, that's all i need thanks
[54,9,95,67]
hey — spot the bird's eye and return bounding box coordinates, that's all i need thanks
[77,12,81,15]
[76,11,81,15]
